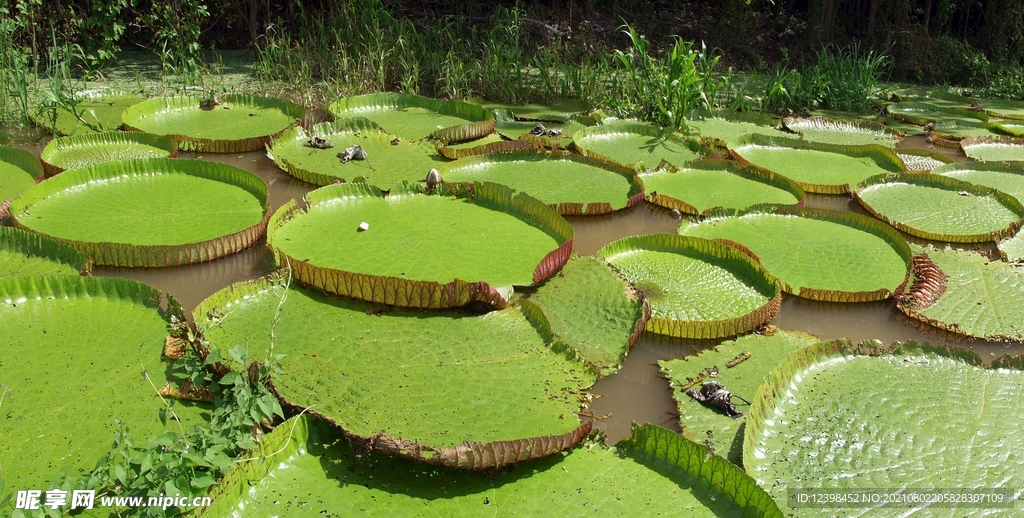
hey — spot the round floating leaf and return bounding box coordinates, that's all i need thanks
[436,134,539,160]
[122,95,305,153]
[10,158,270,267]
[0,146,43,202]
[999,230,1024,262]
[40,130,178,176]
[679,205,912,302]
[0,275,206,494]
[934,161,1024,205]
[197,275,594,468]
[686,110,784,148]
[328,93,493,143]
[600,234,781,339]
[0,227,88,278]
[975,97,1024,120]
[989,119,1024,138]
[477,99,591,121]
[200,415,783,517]
[932,117,997,139]
[731,134,905,194]
[783,116,900,147]
[658,330,819,464]
[519,256,649,377]
[268,119,441,188]
[897,245,1024,340]
[494,116,591,141]
[642,158,804,214]
[744,339,1024,510]
[33,93,147,136]
[267,181,572,309]
[960,135,1024,161]
[854,173,1024,243]
[894,148,953,171]
[439,150,643,215]
[572,122,704,170]
[888,101,989,126]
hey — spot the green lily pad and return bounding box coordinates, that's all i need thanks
[436,135,539,160]
[519,256,648,377]
[200,415,783,517]
[898,245,1024,340]
[976,98,1024,120]
[731,134,905,194]
[599,234,781,339]
[0,227,88,278]
[478,99,591,121]
[572,122,704,170]
[40,130,178,176]
[888,101,989,126]
[197,274,594,468]
[122,95,305,153]
[328,93,493,143]
[33,93,147,136]
[854,173,1024,243]
[934,162,1024,205]
[658,330,819,464]
[0,275,205,495]
[10,158,270,267]
[988,119,1024,138]
[0,146,43,202]
[642,158,804,214]
[894,149,953,172]
[745,339,1024,512]
[999,230,1024,262]
[933,118,999,138]
[679,205,912,302]
[439,151,643,215]
[960,136,1024,161]
[686,110,784,148]
[267,182,572,309]
[783,116,899,147]
[495,117,591,141]
[268,118,442,188]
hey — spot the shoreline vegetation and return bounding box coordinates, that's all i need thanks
[2,0,1023,141]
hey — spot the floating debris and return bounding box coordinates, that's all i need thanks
[681,365,719,391]
[686,380,749,419]
[303,137,333,149]
[726,351,752,368]
[530,123,563,138]
[390,137,402,145]
[670,209,682,220]
[357,221,369,232]
[426,168,442,189]
[958,190,970,196]
[338,145,368,163]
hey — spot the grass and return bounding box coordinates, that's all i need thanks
[0,0,901,143]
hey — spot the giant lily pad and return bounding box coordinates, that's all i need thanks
[199,415,783,517]
[897,245,1024,340]
[197,274,594,468]
[989,119,1024,138]
[745,339,1024,512]
[783,116,900,147]
[0,146,43,202]
[10,158,270,267]
[477,98,591,121]
[40,130,178,176]
[854,173,1024,243]
[599,234,782,339]
[572,122,703,170]
[436,135,538,160]
[686,110,784,148]
[934,162,1024,205]
[888,101,989,126]
[999,230,1024,262]
[960,136,1024,161]
[122,95,304,153]
[0,226,88,278]
[439,151,643,215]
[267,182,572,309]
[894,148,953,172]
[519,256,649,377]
[932,118,999,139]
[731,134,905,194]
[0,275,205,495]
[33,92,147,136]
[975,98,1024,120]
[268,118,441,188]
[659,330,819,464]
[642,158,804,214]
[328,93,493,143]
[679,205,912,302]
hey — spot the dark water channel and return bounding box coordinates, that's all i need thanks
[12,135,1020,444]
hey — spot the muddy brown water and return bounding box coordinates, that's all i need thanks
[11,135,1019,444]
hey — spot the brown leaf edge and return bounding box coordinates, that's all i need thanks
[269,381,593,470]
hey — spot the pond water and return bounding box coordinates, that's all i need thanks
[9,133,1016,444]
